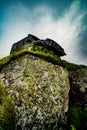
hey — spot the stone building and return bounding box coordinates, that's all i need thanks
[10,34,66,57]
[10,34,40,53]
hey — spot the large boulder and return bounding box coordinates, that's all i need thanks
[0,54,70,130]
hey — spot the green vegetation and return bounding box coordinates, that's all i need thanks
[31,45,60,60]
[0,45,86,72]
[0,82,15,130]
[70,125,76,130]
[68,106,80,130]
[67,106,87,130]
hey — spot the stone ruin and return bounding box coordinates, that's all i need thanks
[10,34,66,57]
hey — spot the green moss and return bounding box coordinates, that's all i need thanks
[0,82,15,130]
[24,67,35,79]
[0,46,86,72]
[31,45,60,58]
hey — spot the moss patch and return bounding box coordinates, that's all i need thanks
[0,46,86,72]
[0,82,15,130]
[31,45,60,59]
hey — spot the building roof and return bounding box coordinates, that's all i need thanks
[33,38,66,56]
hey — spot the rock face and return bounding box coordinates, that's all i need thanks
[0,54,70,130]
[69,68,87,107]
[68,67,87,130]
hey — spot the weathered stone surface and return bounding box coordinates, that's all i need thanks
[0,54,70,130]
[69,67,87,107]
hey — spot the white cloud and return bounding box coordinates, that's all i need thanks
[0,1,87,65]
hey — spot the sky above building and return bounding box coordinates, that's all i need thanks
[0,0,87,65]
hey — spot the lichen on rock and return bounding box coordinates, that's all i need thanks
[0,54,70,130]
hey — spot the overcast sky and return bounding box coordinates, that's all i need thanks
[0,0,87,65]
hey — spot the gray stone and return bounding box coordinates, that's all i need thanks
[69,67,87,107]
[0,54,70,130]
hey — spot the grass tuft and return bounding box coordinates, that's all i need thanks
[0,82,15,130]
